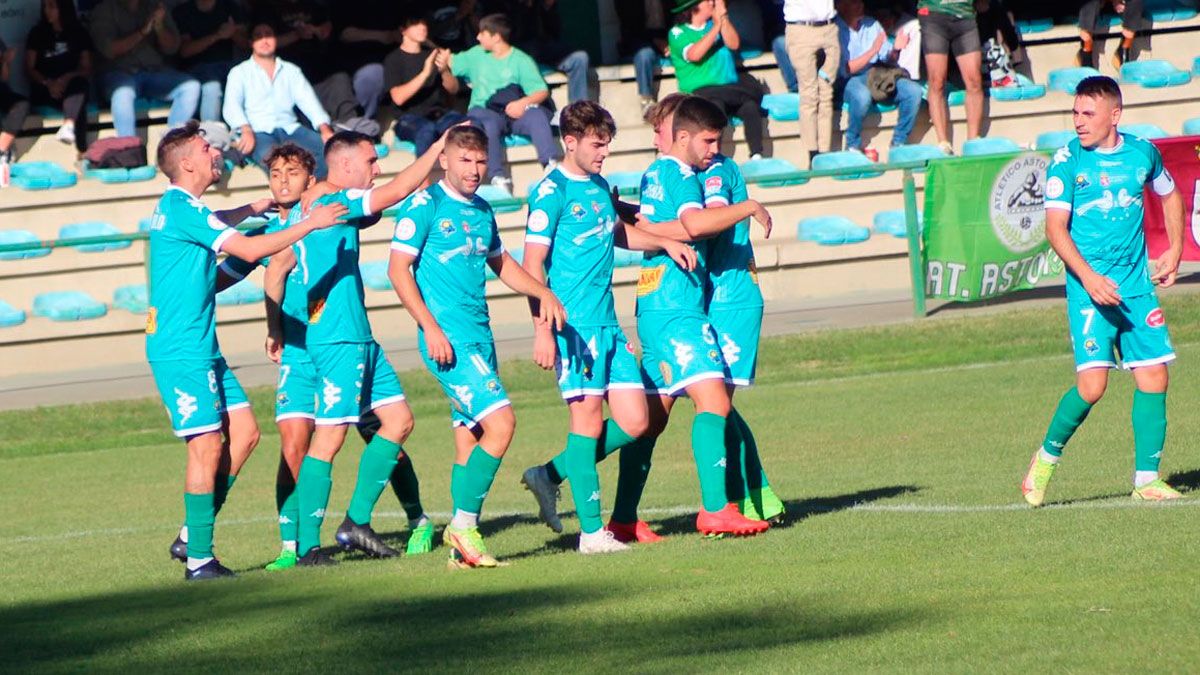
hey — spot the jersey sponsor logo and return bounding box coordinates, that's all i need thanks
[1146,308,1165,328]
[570,203,587,220]
[438,218,457,236]
[642,183,664,202]
[1083,337,1100,356]
[1045,177,1065,200]
[1099,172,1110,187]
[175,387,198,425]
[636,266,666,296]
[704,175,723,194]
[145,307,158,334]
[407,190,431,210]
[309,298,326,324]
[396,218,417,240]
[990,153,1050,254]
[1074,174,1090,190]
[527,210,550,233]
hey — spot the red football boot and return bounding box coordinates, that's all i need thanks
[606,519,664,544]
[696,504,770,536]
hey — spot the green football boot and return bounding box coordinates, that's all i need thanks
[264,549,298,571]
[739,486,786,522]
[405,522,436,556]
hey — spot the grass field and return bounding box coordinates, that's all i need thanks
[4,292,1200,672]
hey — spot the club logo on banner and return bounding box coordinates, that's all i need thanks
[990,154,1049,253]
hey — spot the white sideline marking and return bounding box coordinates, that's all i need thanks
[5,499,1197,546]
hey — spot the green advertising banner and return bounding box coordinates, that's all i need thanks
[923,152,1065,302]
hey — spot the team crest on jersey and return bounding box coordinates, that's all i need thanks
[1146,308,1165,328]
[438,218,456,236]
[570,203,587,220]
[277,392,290,407]
[145,307,158,334]
[990,153,1049,254]
[707,348,721,364]
[486,380,501,394]
[591,201,602,214]
[462,222,472,233]
[1084,338,1100,356]
[659,361,673,386]
[1099,172,1110,187]
[1075,174,1091,190]
[636,266,665,296]
[309,298,326,324]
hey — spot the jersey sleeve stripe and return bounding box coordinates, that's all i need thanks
[390,242,420,256]
[487,243,506,258]
[360,188,376,217]
[1044,200,1073,212]
[676,202,703,218]
[705,196,730,206]
[525,235,552,247]
[211,228,237,253]
[218,260,247,280]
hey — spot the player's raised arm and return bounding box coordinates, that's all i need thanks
[368,125,460,214]
[214,198,276,226]
[262,247,297,364]
[679,200,772,239]
[616,222,697,271]
[489,251,566,332]
[221,202,347,263]
[1044,208,1119,306]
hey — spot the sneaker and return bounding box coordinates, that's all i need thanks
[1021,450,1058,507]
[991,75,1015,88]
[1111,46,1128,71]
[442,525,499,568]
[640,96,657,119]
[1132,478,1183,501]
[335,516,399,558]
[490,175,513,196]
[296,547,339,566]
[936,141,955,156]
[334,116,381,138]
[169,535,187,563]
[606,519,663,544]
[520,466,563,533]
[185,559,236,581]
[1075,48,1093,67]
[740,486,786,522]
[405,521,436,556]
[696,503,770,536]
[264,549,298,571]
[749,153,763,162]
[862,147,879,163]
[55,123,76,145]
[578,529,631,555]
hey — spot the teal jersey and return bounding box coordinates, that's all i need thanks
[700,155,764,310]
[636,155,709,316]
[145,186,239,362]
[391,181,505,344]
[1045,133,1175,300]
[525,167,620,328]
[261,212,311,350]
[290,188,377,345]
[216,219,270,280]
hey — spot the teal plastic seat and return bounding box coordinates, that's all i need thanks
[82,161,157,183]
[10,161,77,190]
[59,222,131,253]
[1121,60,1191,88]
[887,144,948,166]
[1183,117,1200,135]
[1193,56,1200,75]
[738,48,764,60]
[1120,123,1169,140]
[841,99,898,113]
[113,284,148,313]
[730,116,743,127]
[762,93,800,121]
[216,281,264,306]
[33,291,107,321]
[0,230,51,260]
[991,74,1046,101]
[476,184,523,213]
[1036,130,1076,150]
[797,216,870,245]
[872,210,922,237]
[1048,66,1102,93]
[605,171,643,196]
[0,300,25,327]
[741,157,806,187]
[1016,18,1053,34]
[504,134,532,148]
[811,151,883,180]
[392,139,416,154]
[962,137,1023,156]
[359,260,391,291]
[613,247,643,267]
[374,143,390,158]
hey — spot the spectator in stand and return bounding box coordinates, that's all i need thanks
[384,13,470,155]
[877,6,921,80]
[24,0,92,153]
[669,0,768,159]
[173,0,247,124]
[335,2,404,120]
[485,0,591,103]
[1078,0,1142,69]
[1,38,31,163]
[782,0,839,163]
[450,13,561,194]
[770,33,799,93]
[835,0,921,157]
[223,22,334,178]
[88,0,200,139]
[975,0,1021,87]
[918,0,983,154]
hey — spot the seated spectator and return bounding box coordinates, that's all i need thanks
[173,0,247,124]
[975,0,1020,87]
[486,0,591,104]
[384,13,469,155]
[621,0,671,115]
[876,6,920,80]
[1078,0,1141,69]
[669,0,767,159]
[335,2,404,120]
[835,0,921,156]
[450,13,561,194]
[24,0,92,153]
[87,0,200,138]
[770,33,798,93]
[1,37,31,163]
[223,22,333,178]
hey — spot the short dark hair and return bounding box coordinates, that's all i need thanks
[559,101,617,142]
[672,95,727,136]
[324,130,375,157]
[446,125,488,153]
[263,143,316,175]
[399,10,429,29]
[478,13,512,42]
[645,93,688,126]
[1075,75,1123,108]
[158,120,204,181]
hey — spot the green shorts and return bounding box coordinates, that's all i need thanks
[708,305,763,387]
[638,311,727,397]
[554,324,644,400]
[419,335,510,429]
[307,341,406,426]
[150,357,249,438]
[274,345,318,422]
[1067,291,1175,371]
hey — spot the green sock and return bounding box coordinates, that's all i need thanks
[731,409,769,491]
[724,417,748,502]
[184,492,215,560]
[452,446,502,516]
[563,433,603,533]
[276,480,299,545]
[296,456,333,555]
[612,436,655,524]
[346,435,401,526]
[389,452,425,521]
[597,418,637,462]
[1132,390,1167,472]
[692,412,729,512]
[212,474,237,516]
[1041,387,1094,457]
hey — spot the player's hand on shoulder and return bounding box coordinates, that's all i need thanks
[1083,272,1121,306]
[750,200,772,239]
[250,198,277,216]
[299,181,338,213]
[425,326,455,365]
[537,289,567,332]
[304,202,349,230]
[532,326,557,370]
[664,239,697,271]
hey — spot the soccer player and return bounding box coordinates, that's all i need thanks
[1022,75,1185,507]
[285,130,448,566]
[148,121,345,581]
[515,100,699,553]
[389,125,567,568]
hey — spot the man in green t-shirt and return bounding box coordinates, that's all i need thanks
[667,0,767,159]
[918,0,982,155]
[450,13,562,195]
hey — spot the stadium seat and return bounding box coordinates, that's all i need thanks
[374,143,390,158]
[1036,130,1076,150]
[738,48,764,60]
[1145,0,1198,21]
[0,230,51,260]
[761,93,800,121]
[990,74,1046,101]
[505,134,532,148]
[9,161,77,190]
[1193,56,1200,75]
[33,291,107,321]
[59,222,132,253]
[730,116,743,127]
[797,216,871,245]
[0,299,26,327]
[1015,17,1053,34]
[1120,60,1191,88]
[811,151,883,180]
[1048,66,1102,93]
[741,157,806,186]
[887,144,948,166]
[392,139,416,154]
[359,260,391,291]
[1183,117,1200,135]
[841,99,898,113]
[1120,123,1169,139]
[613,247,643,267]
[476,184,523,213]
[216,281,264,306]
[81,162,157,183]
[112,284,148,314]
[962,137,1023,156]
[605,171,643,196]
[872,209,922,237]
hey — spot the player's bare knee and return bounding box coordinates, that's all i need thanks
[482,407,516,450]
[1133,364,1169,393]
[377,404,415,443]
[186,432,223,467]
[1075,372,1109,403]
[616,409,650,439]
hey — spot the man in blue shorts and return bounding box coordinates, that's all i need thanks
[1022,76,1185,507]
[389,125,567,568]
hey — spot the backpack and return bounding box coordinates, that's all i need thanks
[83,137,147,169]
